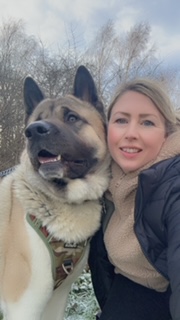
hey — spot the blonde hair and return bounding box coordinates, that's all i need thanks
[107,78,178,135]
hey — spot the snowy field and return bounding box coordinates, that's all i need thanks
[65,270,100,320]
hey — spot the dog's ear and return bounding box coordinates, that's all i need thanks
[73,66,105,118]
[23,76,45,123]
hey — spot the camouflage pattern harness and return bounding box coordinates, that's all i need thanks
[26,214,88,289]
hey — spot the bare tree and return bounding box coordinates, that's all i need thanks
[0,19,40,170]
[84,21,117,103]
[84,21,167,107]
[115,23,157,80]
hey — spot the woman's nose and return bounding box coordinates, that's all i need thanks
[124,123,139,140]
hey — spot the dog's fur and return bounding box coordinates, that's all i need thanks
[0,66,110,320]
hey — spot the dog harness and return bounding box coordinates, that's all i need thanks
[0,166,16,177]
[26,214,88,289]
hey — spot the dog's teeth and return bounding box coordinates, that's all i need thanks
[38,154,61,164]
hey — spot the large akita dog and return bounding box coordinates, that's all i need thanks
[0,66,110,320]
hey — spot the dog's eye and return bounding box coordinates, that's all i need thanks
[66,113,79,123]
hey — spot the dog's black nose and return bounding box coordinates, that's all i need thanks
[25,121,52,139]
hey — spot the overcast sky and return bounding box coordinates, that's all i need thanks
[1,0,180,67]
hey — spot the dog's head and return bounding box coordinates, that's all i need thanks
[22,66,110,203]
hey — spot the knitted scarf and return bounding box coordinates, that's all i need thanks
[104,131,180,292]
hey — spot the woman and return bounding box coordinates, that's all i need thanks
[89,78,180,320]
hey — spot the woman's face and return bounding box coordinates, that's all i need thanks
[108,91,166,173]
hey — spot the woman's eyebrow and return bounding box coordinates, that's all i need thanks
[112,112,158,121]
[140,114,158,119]
[113,112,129,116]
[113,112,156,118]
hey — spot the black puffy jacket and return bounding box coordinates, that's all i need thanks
[89,155,180,320]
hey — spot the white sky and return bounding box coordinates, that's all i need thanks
[1,0,180,67]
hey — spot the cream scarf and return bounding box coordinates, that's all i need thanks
[104,131,180,292]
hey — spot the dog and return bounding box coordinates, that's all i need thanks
[0,66,110,320]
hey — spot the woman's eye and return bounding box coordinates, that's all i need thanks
[115,118,127,124]
[142,120,155,126]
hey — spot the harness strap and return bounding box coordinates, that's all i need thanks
[26,214,88,289]
[0,166,16,177]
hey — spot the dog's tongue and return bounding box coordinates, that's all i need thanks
[38,156,60,164]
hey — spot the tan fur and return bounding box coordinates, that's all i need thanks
[2,192,31,302]
[0,175,31,302]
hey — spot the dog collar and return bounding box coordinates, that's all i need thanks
[26,213,88,289]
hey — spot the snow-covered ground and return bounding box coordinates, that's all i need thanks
[65,270,100,320]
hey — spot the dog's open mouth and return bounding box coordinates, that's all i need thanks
[37,149,89,181]
[38,150,87,167]
[38,150,62,165]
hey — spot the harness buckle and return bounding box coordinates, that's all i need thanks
[62,259,74,275]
